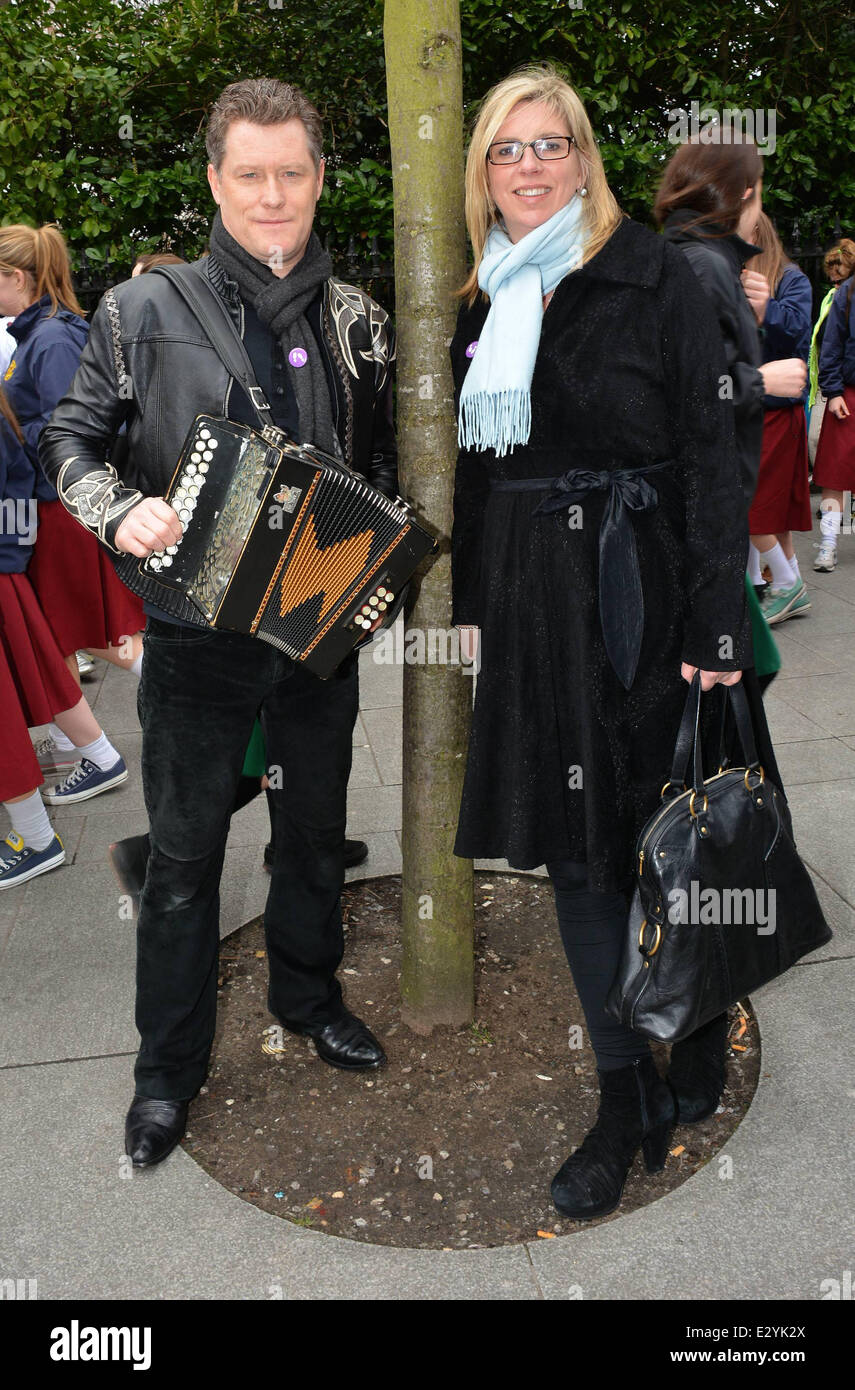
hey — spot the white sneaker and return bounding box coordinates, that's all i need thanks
[813,540,838,572]
[76,650,95,678]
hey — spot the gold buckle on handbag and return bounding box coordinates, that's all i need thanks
[638,918,662,957]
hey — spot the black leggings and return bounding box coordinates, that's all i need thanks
[546,859,650,1071]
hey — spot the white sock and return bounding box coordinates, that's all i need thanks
[790,553,801,579]
[129,651,143,678]
[821,506,842,541]
[74,732,120,771]
[5,791,55,851]
[747,544,763,585]
[48,722,75,752]
[765,542,797,590]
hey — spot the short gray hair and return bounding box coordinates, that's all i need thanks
[206,78,323,172]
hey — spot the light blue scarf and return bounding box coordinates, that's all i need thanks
[458,197,586,456]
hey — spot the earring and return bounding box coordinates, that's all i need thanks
[578,185,588,198]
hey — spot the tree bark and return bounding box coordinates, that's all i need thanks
[383,0,473,1031]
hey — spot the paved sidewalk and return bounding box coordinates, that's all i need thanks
[1,524,853,1299]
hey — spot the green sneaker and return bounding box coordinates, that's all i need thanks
[762,579,811,625]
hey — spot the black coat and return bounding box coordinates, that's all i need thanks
[450,217,752,892]
[661,209,765,507]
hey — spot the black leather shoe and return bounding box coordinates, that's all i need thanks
[667,1012,729,1123]
[263,838,368,872]
[124,1096,189,1168]
[283,1009,386,1070]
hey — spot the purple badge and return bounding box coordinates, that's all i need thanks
[289,347,308,368]
[465,341,479,358]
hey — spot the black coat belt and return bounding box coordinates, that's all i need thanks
[489,461,675,691]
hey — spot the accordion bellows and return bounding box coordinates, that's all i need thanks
[141,416,436,677]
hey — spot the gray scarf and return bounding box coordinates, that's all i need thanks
[208,209,336,454]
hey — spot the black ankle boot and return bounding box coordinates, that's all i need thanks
[551,1054,675,1220]
[667,1012,729,1123]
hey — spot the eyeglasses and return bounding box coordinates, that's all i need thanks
[487,136,575,165]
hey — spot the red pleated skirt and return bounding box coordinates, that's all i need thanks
[748,405,813,534]
[27,500,145,657]
[0,571,82,801]
[812,384,855,490]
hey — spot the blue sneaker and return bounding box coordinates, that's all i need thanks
[42,756,128,805]
[0,832,65,890]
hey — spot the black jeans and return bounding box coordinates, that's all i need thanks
[546,859,651,1071]
[134,618,359,1100]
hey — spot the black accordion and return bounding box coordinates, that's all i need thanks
[141,416,437,678]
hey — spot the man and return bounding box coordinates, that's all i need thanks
[40,78,395,1168]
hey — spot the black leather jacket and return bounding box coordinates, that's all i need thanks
[39,252,397,621]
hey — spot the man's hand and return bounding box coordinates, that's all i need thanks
[829,395,851,420]
[741,269,771,325]
[681,662,742,691]
[114,497,184,557]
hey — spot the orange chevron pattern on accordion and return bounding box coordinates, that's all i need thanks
[278,515,375,622]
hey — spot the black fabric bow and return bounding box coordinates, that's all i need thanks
[533,461,673,690]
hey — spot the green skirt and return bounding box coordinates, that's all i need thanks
[745,574,780,679]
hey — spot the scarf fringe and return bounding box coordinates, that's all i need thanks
[458,389,531,458]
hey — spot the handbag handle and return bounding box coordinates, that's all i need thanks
[668,673,761,795]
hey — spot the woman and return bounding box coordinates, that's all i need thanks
[812,253,855,572]
[0,388,126,888]
[0,224,145,790]
[808,240,855,472]
[655,141,810,695]
[451,66,752,1221]
[743,213,813,625]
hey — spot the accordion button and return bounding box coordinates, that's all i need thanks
[188,485,199,497]
[376,587,387,597]
[377,602,388,611]
[198,463,209,474]
[199,428,210,439]
[149,558,162,571]
[191,453,201,463]
[166,545,178,554]
[369,611,379,620]
[209,439,219,448]
[186,464,197,476]
[179,510,191,522]
[203,450,213,461]
[385,592,395,602]
[161,555,173,567]
[361,605,372,615]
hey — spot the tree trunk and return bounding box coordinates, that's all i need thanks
[383,0,473,1031]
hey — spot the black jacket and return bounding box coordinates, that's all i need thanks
[450,217,751,891]
[39,252,397,623]
[662,209,765,508]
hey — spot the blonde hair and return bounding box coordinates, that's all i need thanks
[746,212,793,296]
[460,64,622,305]
[0,223,85,318]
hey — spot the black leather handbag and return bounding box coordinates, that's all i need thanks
[606,674,832,1042]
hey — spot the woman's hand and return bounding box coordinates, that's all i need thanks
[828,395,851,420]
[457,625,480,664]
[741,269,771,325]
[681,662,743,691]
[759,358,807,399]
